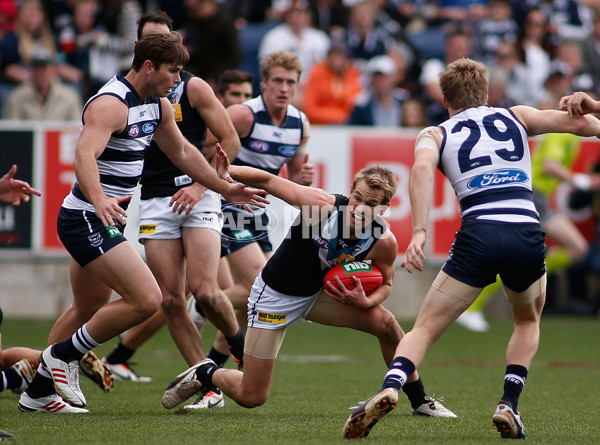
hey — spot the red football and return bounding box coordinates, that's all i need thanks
[323,261,383,296]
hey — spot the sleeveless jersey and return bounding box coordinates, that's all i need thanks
[233,96,304,174]
[62,74,162,212]
[140,71,208,199]
[261,195,387,296]
[438,106,538,224]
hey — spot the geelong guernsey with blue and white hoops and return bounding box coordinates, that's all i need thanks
[438,106,539,224]
[233,96,304,175]
[62,74,162,212]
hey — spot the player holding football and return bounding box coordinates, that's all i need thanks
[341,59,600,440]
[162,155,456,418]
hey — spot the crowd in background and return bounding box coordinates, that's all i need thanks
[1,0,600,126]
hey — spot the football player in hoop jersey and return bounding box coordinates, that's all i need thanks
[342,59,600,440]
[18,31,267,414]
[162,158,456,419]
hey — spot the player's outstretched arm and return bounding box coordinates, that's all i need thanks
[511,104,600,138]
[229,163,334,209]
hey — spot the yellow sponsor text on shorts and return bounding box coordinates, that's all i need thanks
[257,311,286,324]
[139,224,157,234]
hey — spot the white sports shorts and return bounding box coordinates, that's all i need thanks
[138,189,223,241]
[247,273,321,330]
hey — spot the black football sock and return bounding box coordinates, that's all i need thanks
[194,363,218,387]
[105,342,136,365]
[207,347,230,367]
[1,368,22,391]
[225,328,244,369]
[402,377,428,409]
[52,325,99,362]
[25,365,54,398]
[500,364,528,413]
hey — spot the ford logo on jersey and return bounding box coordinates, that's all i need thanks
[278,145,297,157]
[467,169,528,188]
[250,141,269,152]
[142,123,156,134]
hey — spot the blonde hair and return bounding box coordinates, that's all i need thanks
[260,51,302,81]
[15,0,57,62]
[351,166,398,206]
[439,58,488,110]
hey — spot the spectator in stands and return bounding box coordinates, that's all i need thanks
[310,0,349,35]
[580,12,600,97]
[437,0,488,28]
[258,0,330,101]
[542,0,594,42]
[518,7,553,107]
[486,67,511,108]
[7,47,82,121]
[419,28,471,125]
[86,0,141,93]
[400,96,427,128]
[490,41,538,107]
[537,59,572,109]
[348,55,408,127]
[344,1,391,71]
[183,0,242,89]
[471,0,518,65]
[58,0,102,100]
[0,0,16,41]
[302,40,363,125]
[555,39,595,93]
[0,0,81,115]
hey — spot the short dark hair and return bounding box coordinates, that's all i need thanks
[216,69,254,96]
[131,31,188,71]
[137,10,173,40]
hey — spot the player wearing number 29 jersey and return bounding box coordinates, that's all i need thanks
[438,106,539,224]
[346,59,600,442]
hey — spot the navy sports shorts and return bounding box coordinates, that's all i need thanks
[442,219,547,292]
[57,207,127,267]
[220,207,272,256]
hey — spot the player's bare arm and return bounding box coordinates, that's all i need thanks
[155,99,268,208]
[402,143,439,273]
[511,105,600,138]
[206,103,254,146]
[229,164,334,210]
[188,77,241,161]
[75,95,130,227]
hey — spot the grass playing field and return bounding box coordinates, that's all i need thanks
[1,315,599,444]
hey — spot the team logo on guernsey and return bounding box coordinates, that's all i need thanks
[257,311,286,324]
[142,123,156,134]
[313,235,330,249]
[88,233,103,247]
[278,145,296,157]
[128,125,139,137]
[467,169,528,189]
[250,141,269,152]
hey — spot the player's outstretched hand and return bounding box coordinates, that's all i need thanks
[401,231,427,273]
[559,91,600,117]
[0,165,41,206]
[222,183,269,213]
[324,276,371,309]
